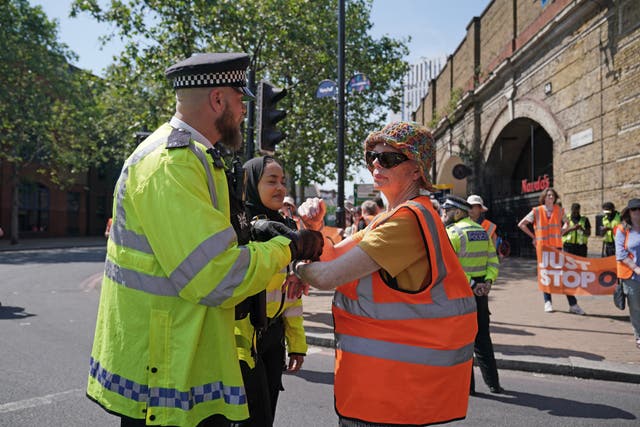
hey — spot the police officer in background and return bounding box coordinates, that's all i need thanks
[86,53,323,427]
[562,202,591,257]
[601,201,621,257]
[467,194,498,249]
[442,195,503,395]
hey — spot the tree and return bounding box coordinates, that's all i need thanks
[70,0,409,194]
[0,0,104,243]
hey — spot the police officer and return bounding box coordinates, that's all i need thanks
[442,195,503,395]
[86,53,323,427]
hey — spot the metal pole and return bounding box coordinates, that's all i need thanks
[245,69,256,160]
[336,0,346,228]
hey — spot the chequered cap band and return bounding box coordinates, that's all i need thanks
[172,70,247,89]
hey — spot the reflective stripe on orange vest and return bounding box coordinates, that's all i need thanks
[533,205,563,248]
[616,226,635,279]
[332,198,477,425]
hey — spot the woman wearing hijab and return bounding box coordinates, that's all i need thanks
[235,156,307,426]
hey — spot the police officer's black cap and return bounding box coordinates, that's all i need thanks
[442,195,471,212]
[165,53,254,98]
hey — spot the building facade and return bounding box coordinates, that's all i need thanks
[401,58,444,121]
[415,0,640,257]
[0,160,118,239]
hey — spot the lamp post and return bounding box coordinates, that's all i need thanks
[336,0,346,228]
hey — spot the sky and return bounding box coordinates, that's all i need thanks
[29,0,490,194]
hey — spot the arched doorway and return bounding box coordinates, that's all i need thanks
[484,118,554,258]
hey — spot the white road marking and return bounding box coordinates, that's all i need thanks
[0,388,84,414]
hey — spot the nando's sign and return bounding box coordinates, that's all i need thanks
[521,174,551,194]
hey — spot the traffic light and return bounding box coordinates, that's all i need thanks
[256,80,287,154]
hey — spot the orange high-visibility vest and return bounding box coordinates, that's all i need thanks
[481,219,497,240]
[332,199,477,425]
[616,226,635,279]
[533,205,563,249]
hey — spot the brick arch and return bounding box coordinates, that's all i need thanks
[482,97,566,162]
[436,155,468,197]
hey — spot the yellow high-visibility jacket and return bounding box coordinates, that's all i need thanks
[235,268,307,368]
[87,124,291,427]
[446,217,499,283]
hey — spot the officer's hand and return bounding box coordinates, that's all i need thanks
[250,219,295,242]
[290,229,324,261]
[287,354,305,372]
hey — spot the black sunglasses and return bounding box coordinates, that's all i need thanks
[630,207,640,212]
[365,151,409,169]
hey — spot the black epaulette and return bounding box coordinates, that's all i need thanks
[166,128,192,149]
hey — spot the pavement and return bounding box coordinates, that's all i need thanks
[2,236,639,384]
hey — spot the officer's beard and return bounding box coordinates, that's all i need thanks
[216,102,242,151]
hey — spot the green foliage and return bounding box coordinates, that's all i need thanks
[70,0,409,188]
[0,0,103,185]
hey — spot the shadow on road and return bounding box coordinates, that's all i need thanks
[0,248,106,265]
[477,389,636,420]
[293,369,334,385]
[0,305,36,320]
[494,343,604,361]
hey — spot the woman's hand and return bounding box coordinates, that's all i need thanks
[284,272,310,299]
[298,197,326,231]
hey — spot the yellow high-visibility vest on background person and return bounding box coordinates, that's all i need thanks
[562,216,589,245]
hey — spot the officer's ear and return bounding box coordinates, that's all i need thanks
[208,88,225,113]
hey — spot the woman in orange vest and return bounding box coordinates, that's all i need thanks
[294,122,477,426]
[615,198,640,349]
[518,188,585,315]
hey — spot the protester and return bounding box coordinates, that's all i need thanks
[86,53,323,427]
[601,201,621,257]
[357,199,379,231]
[615,198,640,350]
[562,202,591,257]
[295,121,477,426]
[103,218,112,239]
[234,156,307,426]
[467,194,498,248]
[442,195,503,395]
[518,188,585,314]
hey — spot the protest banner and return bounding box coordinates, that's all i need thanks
[536,245,617,295]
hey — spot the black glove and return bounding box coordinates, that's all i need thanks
[289,229,324,261]
[250,219,324,261]
[250,219,295,242]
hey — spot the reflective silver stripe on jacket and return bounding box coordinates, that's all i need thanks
[335,333,474,367]
[283,305,303,318]
[110,127,219,254]
[105,225,250,306]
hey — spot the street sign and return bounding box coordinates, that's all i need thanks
[347,73,371,93]
[354,183,380,206]
[316,79,337,98]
